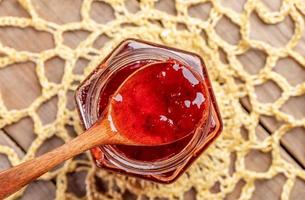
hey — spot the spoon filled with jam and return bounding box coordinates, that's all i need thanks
[0,60,209,198]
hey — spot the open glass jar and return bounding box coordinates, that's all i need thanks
[75,39,222,183]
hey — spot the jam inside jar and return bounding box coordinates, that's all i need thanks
[75,39,222,183]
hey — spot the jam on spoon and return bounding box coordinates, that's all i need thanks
[110,60,209,145]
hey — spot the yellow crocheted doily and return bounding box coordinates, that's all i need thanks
[0,0,305,199]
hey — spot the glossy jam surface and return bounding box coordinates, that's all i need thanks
[110,61,209,145]
[76,39,223,183]
[98,60,203,161]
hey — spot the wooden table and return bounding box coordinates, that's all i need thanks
[0,0,304,199]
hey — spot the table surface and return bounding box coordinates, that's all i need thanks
[0,0,304,199]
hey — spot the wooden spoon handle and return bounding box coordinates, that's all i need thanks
[0,118,116,199]
[0,141,83,199]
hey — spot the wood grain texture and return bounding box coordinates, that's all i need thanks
[219,0,305,169]
[0,119,120,199]
[251,126,305,200]
[0,131,56,200]
[224,109,305,200]
[0,0,304,199]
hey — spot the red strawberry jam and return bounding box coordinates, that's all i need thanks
[97,59,211,161]
[110,61,209,145]
[75,39,223,183]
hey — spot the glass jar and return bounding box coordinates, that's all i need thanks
[75,39,222,183]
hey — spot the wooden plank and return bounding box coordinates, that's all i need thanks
[0,0,57,150]
[1,0,304,199]
[238,53,305,167]
[249,125,305,200]
[0,0,115,151]
[225,116,305,200]
[0,1,110,199]
[0,130,56,200]
[198,1,305,198]
[216,0,305,167]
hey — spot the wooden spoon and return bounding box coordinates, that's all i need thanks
[0,115,137,199]
[0,61,194,199]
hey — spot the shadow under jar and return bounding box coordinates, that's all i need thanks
[75,39,223,183]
